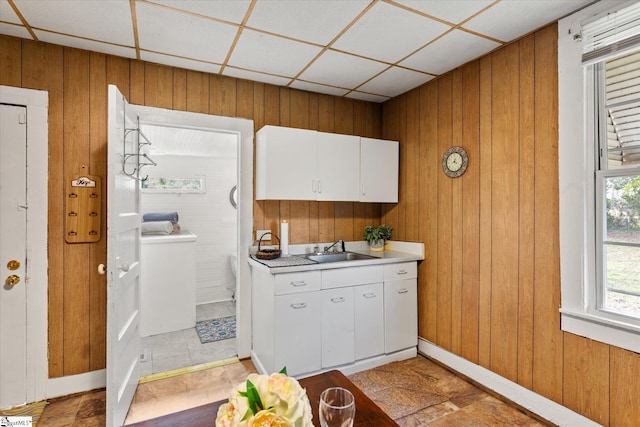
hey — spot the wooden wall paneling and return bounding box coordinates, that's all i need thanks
[478,54,493,369]
[489,43,520,383]
[0,36,21,86]
[20,39,66,377]
[129,61,145,105]
[144,63,173,109]
[450,69,464,356]
[106,56,130,99]
[186,70,209,114]
[419,82,439,343]
[436,74,453,351]
[532,24,563,404]
[404,89,420,243]
[563,334,610,425]
[395,95,407,242]
[173,68,187,111]
[209,75,237,117]
[460,60,481,364]
[260,84,281,239]
[610,347,640,426]
[236,79,254,120]
[517,35,536,389]
[88,52,107,370]
[62,48,91,375]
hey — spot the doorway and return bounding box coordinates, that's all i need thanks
[137,124,240,375]
[0,86,48,409]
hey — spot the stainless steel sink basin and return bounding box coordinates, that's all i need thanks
[303,252,376,263]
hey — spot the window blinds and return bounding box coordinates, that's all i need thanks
[582,0,640,65]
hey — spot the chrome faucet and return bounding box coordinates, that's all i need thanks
[324,239,345,253]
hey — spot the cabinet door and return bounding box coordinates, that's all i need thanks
[321,287,355,368]
[384,278,417,353]
[275,291,321,376]
[256,126,317,200]
[354,283,384,360]
[360,137,399,203]
[316,132,360,201]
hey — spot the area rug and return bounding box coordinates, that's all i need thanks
[196,316,236,343]
[0,400,47,425]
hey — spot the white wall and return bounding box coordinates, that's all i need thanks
[141,151,237,304]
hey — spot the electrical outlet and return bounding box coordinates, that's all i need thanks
[256,229,271,241]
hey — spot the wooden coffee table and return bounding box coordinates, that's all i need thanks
[126,369,398,426]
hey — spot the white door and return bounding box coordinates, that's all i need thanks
[106,85,142,426]
[0,104,28,409]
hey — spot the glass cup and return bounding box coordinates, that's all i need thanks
[319,387,356,427]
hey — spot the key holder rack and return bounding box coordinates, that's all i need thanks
[123,118,157,181]
[65,166,102,243]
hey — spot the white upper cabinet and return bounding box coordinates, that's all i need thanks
[316,132,360,201]
[256,126,398,202]
[360,137,399,203]
[256,126,317,200]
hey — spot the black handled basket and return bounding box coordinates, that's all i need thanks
[255,232,281,260]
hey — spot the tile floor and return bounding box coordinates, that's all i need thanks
[37,355,551,426]
[140,300,237,375]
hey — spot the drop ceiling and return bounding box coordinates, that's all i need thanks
[0,0,593,103]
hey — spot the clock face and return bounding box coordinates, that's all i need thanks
[442,146,468,178]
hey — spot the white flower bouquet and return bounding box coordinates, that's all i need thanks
[215,369,314,427]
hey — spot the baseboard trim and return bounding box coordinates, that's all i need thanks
[418,339,601,427]
[47,369,106,400]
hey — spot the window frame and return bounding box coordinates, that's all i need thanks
[559,1,640,354]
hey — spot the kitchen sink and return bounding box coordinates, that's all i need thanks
[302,251,376,263]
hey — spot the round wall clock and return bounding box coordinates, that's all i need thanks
[442,146,469,178]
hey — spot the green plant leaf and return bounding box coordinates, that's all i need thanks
[239,379,264,416]
[279,366,288,375]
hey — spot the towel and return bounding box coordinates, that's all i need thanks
[172,223,181,234]
[141,221,173,235]
[143,212,179,224]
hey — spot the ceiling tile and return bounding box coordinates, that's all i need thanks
[332,1,450,64]
[289,80,349,98]
[229,28,322,77]
[247,0,368,45]
[395,0,494,24]
[401,29,500,75]
[0,1,21,24]
[358,66,435,97]
[146,0,251,24]
[13,0,134,46]
[345,91,390,103]
[136,2,237,64]
[299,49,388,89]
[141,51,221,74]
[463,0,593,42]
[0,23,31,39]
[223,66,291,87]
[34,30,136,58]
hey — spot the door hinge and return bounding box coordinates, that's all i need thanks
[18,112,26,125]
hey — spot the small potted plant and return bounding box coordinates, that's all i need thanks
[363,224,393,252]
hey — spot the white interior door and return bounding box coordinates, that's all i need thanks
[0,104,28,409]
[106,85,142,426]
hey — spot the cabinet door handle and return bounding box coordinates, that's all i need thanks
[318,181,322,194]
[361,184,366,196]
[330,297,345,303]
[290,303,307,309]
[291,281,307,287]
[397,288,409,294]
[396,269,408,275]
[363,292,376,298]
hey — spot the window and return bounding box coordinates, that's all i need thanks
[559,1,640,353]
[141,176,206,193]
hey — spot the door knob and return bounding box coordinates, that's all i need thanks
[5,275,20,286]
[98,264,106,275]
[6,260,20,270]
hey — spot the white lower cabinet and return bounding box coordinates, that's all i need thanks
[275,291,321,376]
[354,282,384,360]
[251,260,418,377]
[321,287,355,368]
[384,278,418,353]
